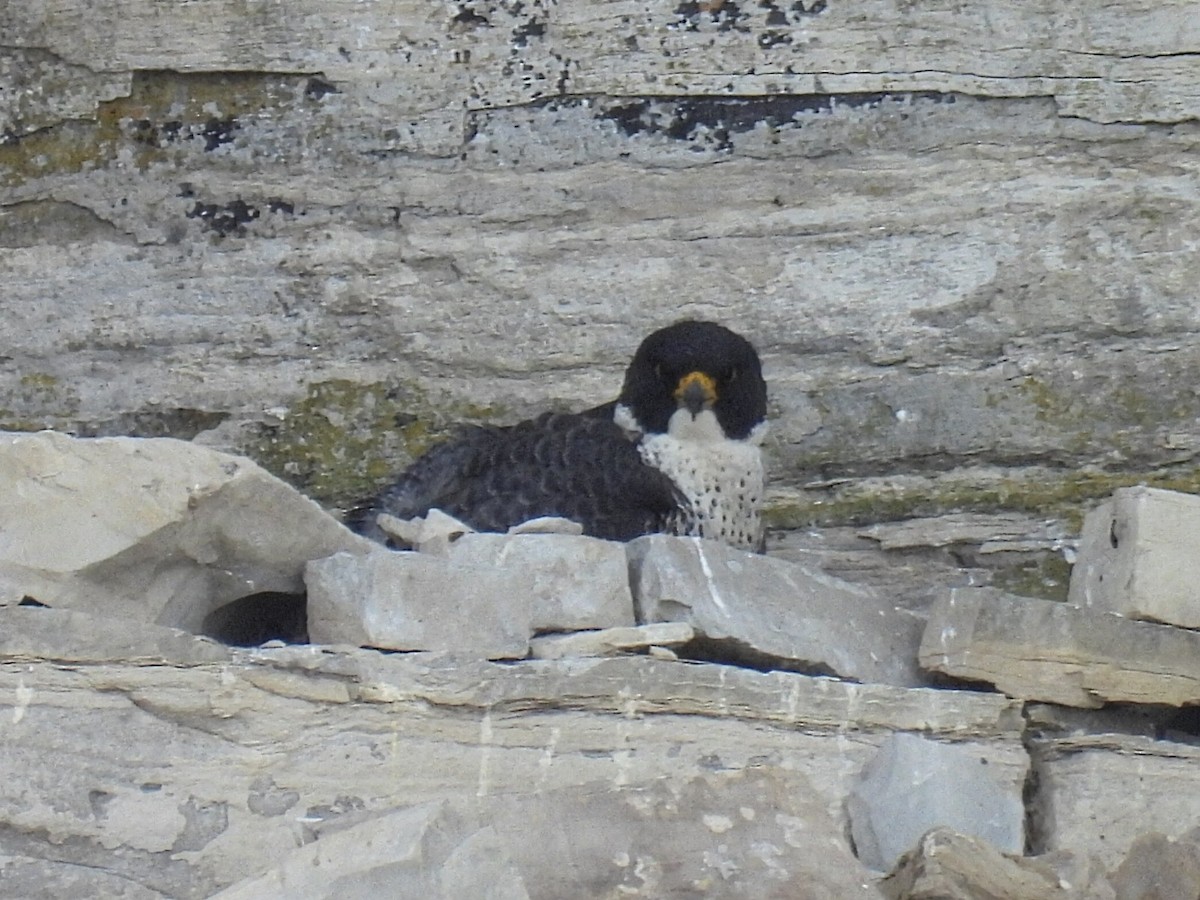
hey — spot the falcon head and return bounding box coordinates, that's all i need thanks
[615,320,767,442]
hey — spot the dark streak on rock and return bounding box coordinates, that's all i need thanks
[512,18,547,47]
[452,5,491,28]
[671,0,750,33]
[305,77,340,100]
[792,0,828,15]
[200,117,238,151]
[757,30,792,49]
[186,199,261,238]
[598,91,957,151]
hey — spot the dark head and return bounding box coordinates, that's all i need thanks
[617,320,767,440]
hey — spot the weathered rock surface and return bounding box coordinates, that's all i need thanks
[629,534,927,687]
[529,622,693,660]
[0,430,369,633]
[305,549,534,658]
[0,621,1026,898]
[919,587,1200,708]
[1029,730,1200,872]
[881,828,1072,900]
[445,532,634,632]
[211,802,532,900]
[848,733,1026,872]
[376,508,476,554]
[1069,486,1200,629]
[222,769,883,899]
[0,605,231,666]
[306,531,634,657]
[1107,829,1200,900]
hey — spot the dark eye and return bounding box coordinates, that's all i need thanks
[727,367,740,383]
[654,364,667,383]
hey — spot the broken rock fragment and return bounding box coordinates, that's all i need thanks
[920,587,1200,708]
[627,534,926,687]
[1107,829,1200,900]
[445,532,634,631]
[881,828,1069,900]
[0,430,370,633]
[848,733,1025,873]
[529,622,694,660]
[305,549,534,659]
[1069,486,1200,629]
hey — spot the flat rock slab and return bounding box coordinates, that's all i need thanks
[444,532,634,632]
[529,622,694,660]
[848,733,1026,872]
[0,430,370,632]
[0,605,231,666]
[1069,486,1200,629]
[306,549,534,659]
[628,534,927,687]
[919,587,1200,708]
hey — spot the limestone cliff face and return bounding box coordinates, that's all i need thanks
[3,1,1200,529]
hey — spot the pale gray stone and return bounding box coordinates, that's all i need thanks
[305,550,533,659]
[881,828,1071,900]
[861,513,1069,551]
[507,517,584,536]
[1069,487,1200,629]
[376,509,475,553]
[1032,733,1200,872]
[0,606,230,665]
[849,734,1025,873]
[0,649,1024,896]
[529,623,694,660]
[628,534,927,687]
[212,803,531,900]
[878,830,1075,900]
[0,430,370,633]
[0,857,170,900]
[920,587,1200,708]
[218,769,885,900]
[1107,830,1200,900]
[482,768,883,899]
[447,533,634,632]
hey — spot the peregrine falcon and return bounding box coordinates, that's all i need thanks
[350,320,768,550]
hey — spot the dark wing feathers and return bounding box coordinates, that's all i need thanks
[348,412,683,544]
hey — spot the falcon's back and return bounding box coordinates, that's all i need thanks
[350,412,682,543]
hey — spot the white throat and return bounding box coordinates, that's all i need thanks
[666,408,725,443]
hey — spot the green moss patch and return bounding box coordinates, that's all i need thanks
[248,378,507,507]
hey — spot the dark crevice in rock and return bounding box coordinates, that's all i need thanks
[1160,706,1200,742]
[201,592,309,647]
[676,634,841,678]
[1021,712,1051,856]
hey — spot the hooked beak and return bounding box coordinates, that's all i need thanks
[673,371,718,416]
